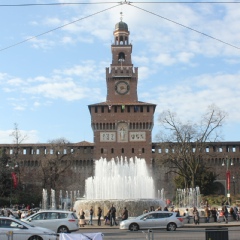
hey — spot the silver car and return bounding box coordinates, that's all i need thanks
[22,210,79,233]
[0,216,57,240]
[119,211,184,231]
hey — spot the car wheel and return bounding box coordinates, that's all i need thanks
[28,236,43,240]
[167,222,177,231]
[129,223,139,231]
[57,225,69,233]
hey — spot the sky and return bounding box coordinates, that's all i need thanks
[0,0,240,144]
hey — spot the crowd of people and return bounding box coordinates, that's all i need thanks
[76,203,240,227]
[76,205,179,227]
[0,203,37,219]
[184,205,239,224]
[77,204,128,227]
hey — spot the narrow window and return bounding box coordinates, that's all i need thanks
[111,148,114,154]
[132,148,134,153]
[152,146,155,153]
[147,106,150,112]
[127,106,130,112]
[121,148,124,154]
[95,106,98,113]
[114,106,117,113]
[101,106,104,113]
[101,148,104,154]
[142,148,145,153]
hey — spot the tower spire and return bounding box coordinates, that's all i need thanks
[120,11,123,22]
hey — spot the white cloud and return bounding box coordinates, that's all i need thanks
[7,78,26,86]
[155,53,176,66]
[177,52,194,63]
[142,73,240,125]
[61,36,74,44]
[44,17,62,26]
[29,37,56,49]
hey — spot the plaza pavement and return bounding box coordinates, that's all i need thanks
[79,219,240,229]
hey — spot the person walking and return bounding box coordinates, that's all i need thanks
[193,207,200,225]
[211,207,217,222]
[104,210,110,225]
[205,207,210,223]
[223,206,229,224]
[88,206,94,225]
[97,207,102,226]
[233,206,239,221]
[184,208,191,223]
[79,209,85,227]
[110,204,118,226]
[122,207,128,221]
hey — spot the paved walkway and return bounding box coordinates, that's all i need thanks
[79,220,240,229]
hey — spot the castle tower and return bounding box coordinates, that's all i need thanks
[88,18,156,163]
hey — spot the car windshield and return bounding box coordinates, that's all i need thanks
[19,219,36,228]
[72,212,78,219]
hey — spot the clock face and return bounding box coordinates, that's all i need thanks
[115,81,130,95]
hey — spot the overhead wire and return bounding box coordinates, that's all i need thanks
[0,2,120,7]
[129,3,240,50]
[0,3,121,52]
[0,1,240,51]
[0,1,240,6]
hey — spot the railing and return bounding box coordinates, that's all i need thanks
[141,228,239,240]
[0,232,58,240]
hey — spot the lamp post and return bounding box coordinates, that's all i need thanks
[233,176,236,195]
[222,156,233,205]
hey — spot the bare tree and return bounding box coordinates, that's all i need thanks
[9,123,28,163]
[39,138,74,191]
[156,104,227,189]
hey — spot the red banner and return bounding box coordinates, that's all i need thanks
[226,170,230,191]
[11,172,18,189]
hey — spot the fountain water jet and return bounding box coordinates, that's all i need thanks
[176,187,201,208]
[74,157,165,217]
[42,189,48,210]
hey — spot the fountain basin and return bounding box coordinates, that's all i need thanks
[73,198,166,218]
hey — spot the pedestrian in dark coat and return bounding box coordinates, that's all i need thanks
[223,206,229,223]
[110,204,117,226]
[122,207,128,221]
[97,207,102,226]
[193,207,200,225]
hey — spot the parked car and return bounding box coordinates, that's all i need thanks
[22,210,79,233]
[0,216,57,240]
[119,211,184,231]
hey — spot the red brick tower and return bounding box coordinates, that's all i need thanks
[88,19,156,163]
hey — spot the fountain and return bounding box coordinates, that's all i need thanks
[74,157,165,217]
[50,189,56,209]
[176,187,201,208]
[42,189,48,210]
